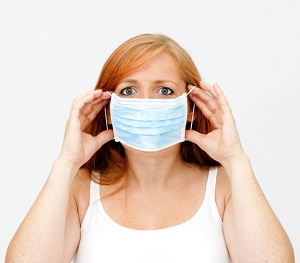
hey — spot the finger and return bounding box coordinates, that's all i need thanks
[190,96,213,120]
[71,90,103,121]
[82,90,111,115]
[213,83,237,127]
[72,89,103,109]
[79,101,109,130]
[213,83,230,108]
[81,95,106,116]
[80,92,110,124]
[188,86,221,128]
[191,97,221,128]
[209,111,222,129]
[69,90,105,130]
[213,83,232,116]
[85,100,109,126]
[72,89,110,119]
[188,86,219,113]
[187,84,196,92]
[200,80,218,98]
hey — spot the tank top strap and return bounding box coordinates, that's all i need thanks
[89,172,101,206]
[207,166,218,203]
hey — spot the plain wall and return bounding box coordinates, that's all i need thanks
[1,0,299,260]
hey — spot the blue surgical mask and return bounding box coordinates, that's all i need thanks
[106,88,195,152]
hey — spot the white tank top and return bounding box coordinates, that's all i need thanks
[73,167,232,263]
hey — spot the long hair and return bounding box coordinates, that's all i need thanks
[82,34,219,186]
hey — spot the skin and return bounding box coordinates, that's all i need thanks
[6,53,294,262]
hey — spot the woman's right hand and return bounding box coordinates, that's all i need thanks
[58,89,114,170]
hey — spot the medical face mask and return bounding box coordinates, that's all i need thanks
[106,88,195,152]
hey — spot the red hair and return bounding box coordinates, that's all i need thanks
[82,34,219,186]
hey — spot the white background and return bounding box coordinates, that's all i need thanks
[1,0,299,260]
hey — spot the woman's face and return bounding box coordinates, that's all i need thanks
[114,53,187,99]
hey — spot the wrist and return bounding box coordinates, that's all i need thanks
[53,156,80,180]
[57,152,82,168]
[221,153,251,174]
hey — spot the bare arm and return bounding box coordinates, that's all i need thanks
[6,89,113,262]
[223,156,294,262]
[6,159,79,262]
[186,82,294,262]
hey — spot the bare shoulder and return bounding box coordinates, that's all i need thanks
[215,166,232,221]
[70,168,91,224]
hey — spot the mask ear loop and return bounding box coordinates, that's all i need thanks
[104,107,109,130]
[104,91,112,130]
[190,103,195,130]
[187,86,196,130]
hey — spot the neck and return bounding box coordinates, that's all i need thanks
[124,145,186,192]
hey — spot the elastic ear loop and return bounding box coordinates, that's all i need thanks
[187,86,196,130]
[104,91,112,130]
[190,103,195,130]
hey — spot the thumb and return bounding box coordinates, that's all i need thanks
[185,130,207,149]
[94,129,114,149]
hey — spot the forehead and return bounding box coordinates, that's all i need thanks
[123,53,181,81]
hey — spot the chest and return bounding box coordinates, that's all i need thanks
[77,170,227,229]
[76,217,230,263]
[99,180,207,230]
[75,173,231,263]
[76,208,231,263]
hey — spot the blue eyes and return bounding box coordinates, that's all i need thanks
[159,87,173,96]
[120,87,173,96]
[121,87,136,96]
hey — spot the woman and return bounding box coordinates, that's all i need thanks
[6,34,294,262]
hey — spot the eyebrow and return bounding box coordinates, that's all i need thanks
[154,80,178,86]
[120,79,178,86]
[119,79,138,84]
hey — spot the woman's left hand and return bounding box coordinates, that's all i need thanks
[185,81,245,167]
